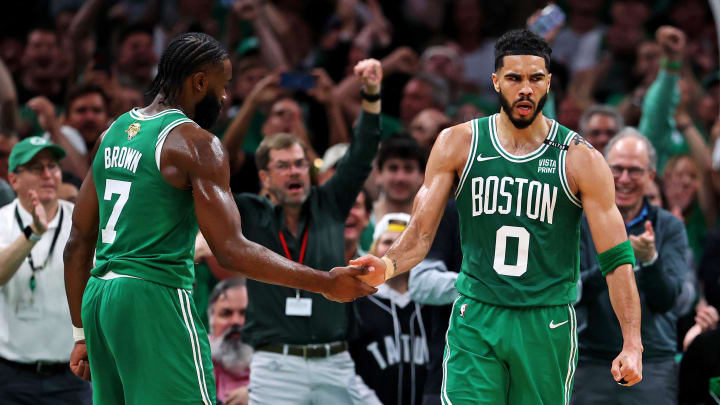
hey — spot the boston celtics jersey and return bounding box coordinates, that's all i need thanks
[91,108,198,290]
[454,114,583,307]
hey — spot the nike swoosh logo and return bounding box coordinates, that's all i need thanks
[477,154,501,162]
[549,320,568,329]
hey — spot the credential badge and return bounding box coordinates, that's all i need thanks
[126,122,141,140]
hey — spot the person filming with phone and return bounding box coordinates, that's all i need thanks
[222,68,350,169]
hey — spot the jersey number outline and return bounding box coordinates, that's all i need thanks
[101,179,131,244]
[493,225,529,277]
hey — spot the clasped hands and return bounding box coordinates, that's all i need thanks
[322,254,388,303]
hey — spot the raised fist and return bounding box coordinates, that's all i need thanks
[656,26,686,62]
[353,59,383,95]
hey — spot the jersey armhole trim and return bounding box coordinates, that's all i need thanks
[155,118,194,171]
[559,131,583,208]
[99,118,120,144]
[454,119,479,199]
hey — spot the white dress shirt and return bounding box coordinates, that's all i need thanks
[0,198,75,363]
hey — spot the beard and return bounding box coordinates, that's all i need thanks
[268,183,310,207]
[210,325,254,376]
[194,93,222,129]
[498,90,548,129]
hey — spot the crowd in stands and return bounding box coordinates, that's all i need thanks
[1,0,719,404]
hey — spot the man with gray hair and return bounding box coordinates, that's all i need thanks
[208,278,253,405]
[579,105,624,153]
[573,127,693,404]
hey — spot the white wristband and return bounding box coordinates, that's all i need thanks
[73,326,85,342]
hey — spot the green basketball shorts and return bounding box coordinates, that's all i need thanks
[441,294,578,405]
[82,276,217,405]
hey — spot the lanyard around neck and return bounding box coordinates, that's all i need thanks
[15,204,64,292]
[277,228,309,265]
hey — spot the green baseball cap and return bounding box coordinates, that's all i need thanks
[9,136,66,173]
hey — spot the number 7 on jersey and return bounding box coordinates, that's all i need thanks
[101,179,131,244]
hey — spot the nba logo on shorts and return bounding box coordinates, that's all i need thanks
[460,303,467,318]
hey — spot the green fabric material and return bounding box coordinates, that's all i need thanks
[243,111,266,153]
[639,69,687,174]
[443,295,577,404]
[604,93,627,107]
[235,37,259,58]
[82,276,216,404]
[8,136,65,172]
[597,240,636,277]
[685,201,710,264]
[234,111,382,347]
[358,218,375,252]
[193,261,220,329]
[19,106,47,138]
[92,109,198,290]
[212,110,264,153]
[379,113,403,139]
[710,377,720,397]
[454,115,583,307]
[542,91,556,120]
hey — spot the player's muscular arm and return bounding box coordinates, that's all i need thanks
[164,125,375,301]
[567,140,643,386]
[352,123,470,286]
[64,171,100,328]
[64,134,104,381]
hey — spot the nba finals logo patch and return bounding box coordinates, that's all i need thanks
[460,303,467,318]
[126,123,141,140]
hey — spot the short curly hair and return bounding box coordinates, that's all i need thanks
[494,29,552,71]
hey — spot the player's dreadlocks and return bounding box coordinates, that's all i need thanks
[494,29,552,71]
[147,32,229,104]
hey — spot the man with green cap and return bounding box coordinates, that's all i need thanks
[0,136,91,403]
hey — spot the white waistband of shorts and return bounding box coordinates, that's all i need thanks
[98,271,143,281]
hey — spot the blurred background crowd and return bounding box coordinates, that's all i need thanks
[1,0,720,404]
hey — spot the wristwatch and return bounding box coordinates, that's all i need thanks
[23,226,41,242]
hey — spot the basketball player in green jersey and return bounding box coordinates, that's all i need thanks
[63,33,376,404]
[352,29,643,405]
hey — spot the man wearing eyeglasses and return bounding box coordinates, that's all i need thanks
[572,128,693,404]
[231,59,384,404]
[0,137,91,404]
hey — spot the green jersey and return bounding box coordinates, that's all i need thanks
[454,114,583,307]
[91,108,198,290]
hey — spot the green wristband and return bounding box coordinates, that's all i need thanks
[597,240,636,277]
[660,58,683,72]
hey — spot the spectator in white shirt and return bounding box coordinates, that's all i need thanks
[0,136,90,404]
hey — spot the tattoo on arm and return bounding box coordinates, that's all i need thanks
[572,134,594,150]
